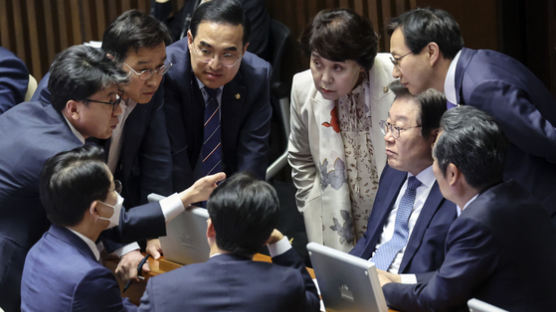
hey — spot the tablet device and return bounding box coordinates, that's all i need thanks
[307,242,388,312]
[148,193,210,265]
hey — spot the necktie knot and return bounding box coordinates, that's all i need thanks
[407,176,421,191]
[204,87,218,99]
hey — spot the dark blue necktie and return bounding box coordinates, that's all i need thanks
[371,176,421,271]
[200,87,223,177]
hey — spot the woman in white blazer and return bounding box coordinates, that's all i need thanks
[288,9,395,251]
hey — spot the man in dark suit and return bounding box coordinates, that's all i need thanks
[379,106,556,311]
[162,0,272,192]
[138,172,320,312]
[0,46,29,113]
[21,145,221,311]
[387,8,556,225]
[350,81,456,281]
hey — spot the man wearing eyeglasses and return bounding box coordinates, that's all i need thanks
[161,0,272,192]
[349,81,456,284]
[388,8,556,227]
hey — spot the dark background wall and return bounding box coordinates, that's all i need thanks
[1,0,554,97]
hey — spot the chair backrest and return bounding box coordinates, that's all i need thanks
[24,74,37,102]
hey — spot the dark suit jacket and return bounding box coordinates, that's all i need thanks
[138,249,320,312]
[0,101,166,311]
[33,72,173,207]
[455,48,556,222]
[383,181,556,311]
[21,225,137,312]
[162,39,272,191]
[350,165,456,278]
[0,46,28,113]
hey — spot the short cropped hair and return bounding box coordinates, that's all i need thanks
[48,45,128,112]
[388,8,464,59]
[207,172,279,257]
[190,0,250,46]
[40,145,111,227]
[389,80,446,138]
[102,9,172,63]
[434,106,507,190]
[301,8,378,71]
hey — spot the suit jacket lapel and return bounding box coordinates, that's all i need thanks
[362,169,406,259]
[399,182,443,272]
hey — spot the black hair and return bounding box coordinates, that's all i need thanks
[48,45,128,112]
[40,145,111,226]
[389,80,446,138]
[207,172,279,257]
[190,0,250,46]
[301,8,378,71]
[433,106,507,190]
[388,8,463,59]
[102,9,172,63]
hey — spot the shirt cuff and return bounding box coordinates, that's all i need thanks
[400,273,417,284]
[160,193,185,223]
[111,242,140,257]
[267,236,291,257]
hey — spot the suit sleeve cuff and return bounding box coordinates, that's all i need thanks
[399,273,417,284]
[111,242,140,257]
[267,236,291,257]
[160,193,185,222]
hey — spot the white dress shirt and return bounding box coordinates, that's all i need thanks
[443,49,462,105]
[371,166,435,282]
[107,99,137,173]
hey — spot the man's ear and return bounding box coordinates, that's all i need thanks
[64,99,81,121]
[206,218,216,238]
[446,163,459,186]
[89,200,100,218]
[242,42,250,54]
[428,128,440,146]
[426,42,441,66]
[187,30,194,47]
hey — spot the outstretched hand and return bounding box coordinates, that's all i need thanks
[179,172,226,206]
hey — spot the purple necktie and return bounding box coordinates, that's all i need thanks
[200,87,223,177]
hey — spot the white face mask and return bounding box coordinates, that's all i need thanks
[95,193,124,229]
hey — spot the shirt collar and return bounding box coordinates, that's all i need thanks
[195,77,223,100]
[443,49,462,105]
[66,227,100,261]
[408,165,435,188]
[456,193,479,217]
[62,115,86,144]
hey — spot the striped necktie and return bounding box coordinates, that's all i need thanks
[371,176,421,271]
[200,87,223,177]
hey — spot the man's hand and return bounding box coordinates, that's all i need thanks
[265,229,284,245]
[146,238,163,259]
[179,172,226,205]
[115,249,150,282]
[377,269,401,286]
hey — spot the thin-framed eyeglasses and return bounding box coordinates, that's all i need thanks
[379,120,421,139]
[84,95,122,113]
[114,179,122,194]
[389,51,412,68]
[190,43,242,68]
[124,61,173,81]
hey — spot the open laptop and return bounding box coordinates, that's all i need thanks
[147,193,210,265]
[467,298,508,312]
[307,242,388,312]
